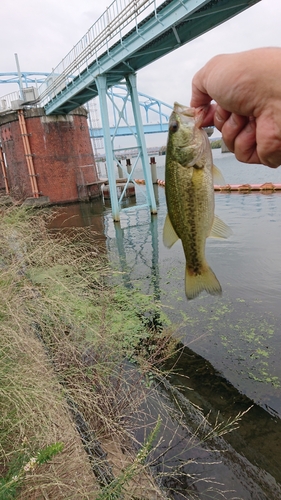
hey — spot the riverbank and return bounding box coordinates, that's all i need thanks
[0,204,171,499]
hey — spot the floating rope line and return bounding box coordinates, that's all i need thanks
[134,179,281,192]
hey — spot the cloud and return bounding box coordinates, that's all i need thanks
[0,1,104,92]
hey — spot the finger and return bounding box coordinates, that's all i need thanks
[263,155,281,168]
[256,116,281,168]
[213,105,231,132]
[190,74,212,108]
[259,148,281,168]
[220,113,250,152]
[232,118,261,164]
[199,103,217,127]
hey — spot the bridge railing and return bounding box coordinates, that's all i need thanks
[0,87,40,113]
[38,0,162,106]
[0,91,23,112]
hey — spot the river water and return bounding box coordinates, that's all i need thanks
[50,149,281,497]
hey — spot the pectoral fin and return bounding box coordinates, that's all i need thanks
[163,213,179,248]
[212,164,225,185]
[209,215,233,239]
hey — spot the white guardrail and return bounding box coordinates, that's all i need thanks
[38,0,162,106]
[0,91,22,112]
[0,87,39,113]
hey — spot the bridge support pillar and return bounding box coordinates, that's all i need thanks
[0,107,100,204]
[126,73,157,214]
[96,75,120,221]
[96,73,157,221]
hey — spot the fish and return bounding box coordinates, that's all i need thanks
[163,102,232,300]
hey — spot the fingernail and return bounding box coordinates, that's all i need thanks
[215,109,224,123]
[229,114,238,127]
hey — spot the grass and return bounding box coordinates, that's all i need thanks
[0,203,247,499]
[0,204,173,499]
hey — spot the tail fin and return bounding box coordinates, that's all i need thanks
[185,264,222,300]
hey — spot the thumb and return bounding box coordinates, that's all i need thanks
[190,85,211,108]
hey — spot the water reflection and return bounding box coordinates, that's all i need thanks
[164,343,281,486]
[49,198,108,252]
[113,222,133,289]
[112,213,161,300]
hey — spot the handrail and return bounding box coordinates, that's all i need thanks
[0,91,22,112]
[38,0,160,104]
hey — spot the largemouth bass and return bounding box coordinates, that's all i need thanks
[163,102,231,300]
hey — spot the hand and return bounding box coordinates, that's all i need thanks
[190,48,281,168]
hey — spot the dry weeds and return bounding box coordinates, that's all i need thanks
[0,205,171,499]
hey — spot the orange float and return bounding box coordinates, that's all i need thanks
[134,179,281,192]
[213,183,281,192]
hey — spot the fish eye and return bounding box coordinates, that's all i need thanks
[169,120,179,133]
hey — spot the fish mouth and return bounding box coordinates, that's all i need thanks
[173,102,208,129]
[173,102,195,118]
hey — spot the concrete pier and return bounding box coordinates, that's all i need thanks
[0,107,101,204]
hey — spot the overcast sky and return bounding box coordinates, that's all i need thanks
[1,0,280,97]
[0,0,280,145]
